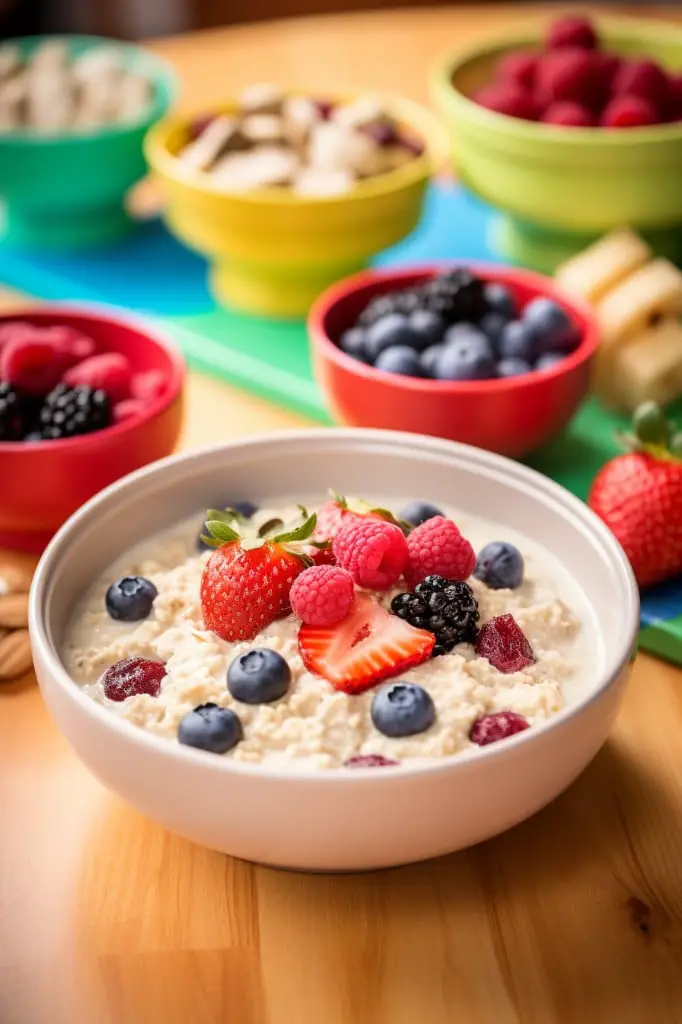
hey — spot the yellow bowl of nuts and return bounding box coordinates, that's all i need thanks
[145,85,446,318]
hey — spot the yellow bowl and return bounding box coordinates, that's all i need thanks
[144,96,445,318]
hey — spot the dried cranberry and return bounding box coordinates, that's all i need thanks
[469,711,530,746]
[312,99,335,120]
[102,657,166,702]
[344,754,399,768]
[475,614,535,673]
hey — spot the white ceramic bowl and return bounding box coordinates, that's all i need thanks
[29,429,639,872]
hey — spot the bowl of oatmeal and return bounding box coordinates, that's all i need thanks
[29,430,638,871]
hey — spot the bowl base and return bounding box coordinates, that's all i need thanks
[210,257,369,319]
[0,200,136,251]
[491,213,682,273]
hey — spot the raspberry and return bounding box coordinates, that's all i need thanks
[130,369,167,402]
[473,84,540,121]
[600,95,659,128]
[475,614,535,673]
[469,711,530,746]
[333,517,408,591]
[612,59,670,112]
[546,16,598,51]
[344,755,399,768]
[113,398,146,423]
[64,352,132,402]
[102,657,166,702]
[536,49,598,108]
[541,101,593,126]
[0,336,67,396]
[405,516,476,587]
[289,565,356,626]
[496,50,538,91]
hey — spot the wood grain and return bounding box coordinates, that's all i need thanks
[2,7,682,1023]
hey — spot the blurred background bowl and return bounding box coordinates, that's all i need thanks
[431,16,682,272]
[144,95,445,319]
[308,264,599,457]
[0,304,185,553]
[0,36,177,250]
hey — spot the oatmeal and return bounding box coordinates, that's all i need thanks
[62,497,600,771]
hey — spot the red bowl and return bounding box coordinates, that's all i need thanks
[308,264,600,458]
[0,304,185,553]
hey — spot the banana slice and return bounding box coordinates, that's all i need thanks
[598,258,682,348]
[598,318,682,412]
[556,228,651,304]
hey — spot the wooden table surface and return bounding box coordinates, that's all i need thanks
[3,7,682,1023]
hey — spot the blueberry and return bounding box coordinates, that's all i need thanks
[371,682,436,737]
[407,308,446,349]
[443,323,489,349]
[498,320,536,363]
[420,344,443,377]
[105,575,158,621]
[473,541,524,590]
[178,703,243,754]
[483,282,516,320]
[523,298,580,355]
[497,357,531,378]
[339,327,369,363]
[364,313,423,362]
[232,501,258,518]
[480,312,508,351]
[534,352,566,372]
[434,337,496,381]
[227,648,291,704]
[399,500,444,527]
[374,345,423,377]
[23,431,43,442]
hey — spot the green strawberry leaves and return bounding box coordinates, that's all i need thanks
[616,401,682,464]
[202,506,317,557]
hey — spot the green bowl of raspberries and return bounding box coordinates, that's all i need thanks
[431,14,682,271]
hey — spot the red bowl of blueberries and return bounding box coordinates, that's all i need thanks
[308,263,600,457]
[0,305,185,552]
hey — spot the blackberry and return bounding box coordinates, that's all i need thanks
[357,288,422,326]
[391,575,479,656]
[421,268,488,324]
[40,383,110,440]
[0,381,24,441]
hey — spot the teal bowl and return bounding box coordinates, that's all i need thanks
[0,36,177,250]
[431,17,682,271]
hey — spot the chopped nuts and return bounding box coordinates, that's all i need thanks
[0,39,153,133]
[0,630,33,681]
[0,566,33,681]
[178,85,424,197]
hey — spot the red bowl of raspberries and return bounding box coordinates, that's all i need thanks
[0,305,185,552]
[308,263,599,458]
[432,15,682,267]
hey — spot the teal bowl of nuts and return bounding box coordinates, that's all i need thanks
[0,35,177,250]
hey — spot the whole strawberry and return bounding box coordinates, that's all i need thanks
[588,402,682,587]
[200,509,316,642]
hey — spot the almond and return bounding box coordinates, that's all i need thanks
[0,592,29,629]
[0,563,33,595]
[0,629,33,680]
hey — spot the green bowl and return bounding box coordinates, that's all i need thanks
[0,35,177,250]
[431,16,682,271]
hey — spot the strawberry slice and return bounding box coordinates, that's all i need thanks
[298,593,435,694]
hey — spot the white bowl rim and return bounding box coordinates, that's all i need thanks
[29,427,640,783]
